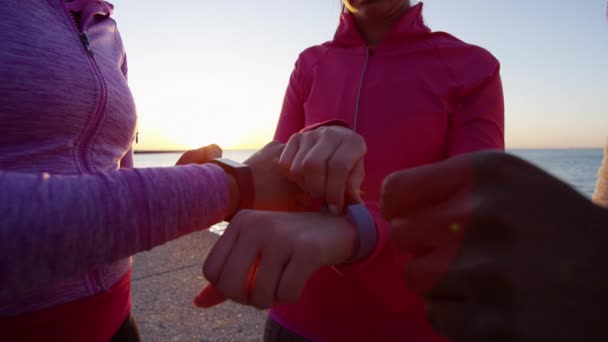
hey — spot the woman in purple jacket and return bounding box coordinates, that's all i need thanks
[0,1,339,341]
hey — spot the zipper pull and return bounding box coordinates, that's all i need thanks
[79,33,95,56]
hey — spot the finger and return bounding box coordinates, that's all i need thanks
[247,140,285,166]
[381,153,477,221]
[404,246,461,296]
[426,299,515,342]
[289,135,318,185]
[347,160,365,203]
[249,244,290,309]
[194,284,226,308]
[428,256,507,306]
[299,134,340,199]
[278,134,301,174]
[214,230,260,304]
[425,298,471,340]
[325,141,362,214]
[175,144,222,165]
[202,218,241,283]
[275,251,320,304]
[399,213,507,298]
[389,192,473,255]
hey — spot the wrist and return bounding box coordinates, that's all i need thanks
[342,203,377,263]
[333,216,359,264]
[208,158,254,220]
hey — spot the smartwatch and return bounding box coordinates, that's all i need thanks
[208,158,254,218]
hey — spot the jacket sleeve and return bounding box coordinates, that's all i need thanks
[447,61,505,155]
[0,164,230,299]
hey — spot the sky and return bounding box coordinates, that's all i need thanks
[111,0,608,151]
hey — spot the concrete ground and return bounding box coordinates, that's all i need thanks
[131,231,266,342]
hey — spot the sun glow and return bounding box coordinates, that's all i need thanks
[129,56,286,151]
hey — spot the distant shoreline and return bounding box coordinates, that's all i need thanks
[134,150,186,154]
[134,147,604,154]
[134,149,257,154]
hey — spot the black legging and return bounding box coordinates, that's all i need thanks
[264,317,311,342]
[110,313,141,342]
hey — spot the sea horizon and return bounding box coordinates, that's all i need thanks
[134,147,605,154]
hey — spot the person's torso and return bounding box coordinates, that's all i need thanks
[302,43,458,203]
[0,0,136,174]
[0,0,135,316]
[272,5,498,341]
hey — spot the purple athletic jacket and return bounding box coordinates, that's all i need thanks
[0,0,230,316]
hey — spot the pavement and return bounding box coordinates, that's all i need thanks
[131,231,267,342]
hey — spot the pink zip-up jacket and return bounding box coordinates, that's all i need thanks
[0,0,231,318]
[272,4,504,341]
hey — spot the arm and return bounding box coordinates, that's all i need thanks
[382,151,608,341]
[0,164,230,299]
[274,59,307,143]
[447,63,505,155]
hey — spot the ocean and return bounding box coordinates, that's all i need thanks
[135,149,603,233]
[134,149,603,197]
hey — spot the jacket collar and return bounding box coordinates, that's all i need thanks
[64,0,114,31]
[333,3,430,48]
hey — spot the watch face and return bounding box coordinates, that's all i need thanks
[213,158,247,169]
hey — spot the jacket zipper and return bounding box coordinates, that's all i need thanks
[353,47,372,132]
[60,0,108,175]
[60,0,108,292]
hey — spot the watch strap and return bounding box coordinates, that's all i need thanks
[343,203,377,263]
[209,158,254,217]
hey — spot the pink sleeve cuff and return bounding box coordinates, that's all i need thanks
[300,119,351,133]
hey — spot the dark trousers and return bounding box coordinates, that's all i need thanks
[264,317,311,342]
[110,313,141,342]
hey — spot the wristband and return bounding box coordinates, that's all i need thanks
[299,119,351,133]
[343,203,377,263]
[208,158,254,218]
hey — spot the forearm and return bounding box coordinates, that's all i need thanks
[0,164,230,298]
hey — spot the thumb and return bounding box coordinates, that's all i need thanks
[176,144,223,165]
[208,144,223,159]
[348,160,365,203]
[193,284,227,308]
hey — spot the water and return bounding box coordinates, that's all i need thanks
[134,150,256,167]
[509,149,602,197]
[134,149,604,234]
[135,149,603,197]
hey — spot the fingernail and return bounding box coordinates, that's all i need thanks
[329,204,340,215]
[193,290,207,308]
[193,285,226,308]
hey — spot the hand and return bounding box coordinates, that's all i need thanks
[175,144,222,165]
[381,151,608,342]
[245,141,313,211]
[279,125,366,215]
[195,210,357,309]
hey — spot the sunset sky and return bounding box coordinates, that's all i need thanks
[112,0,608,151]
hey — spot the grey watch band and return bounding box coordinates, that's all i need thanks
[344,203,377,263]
